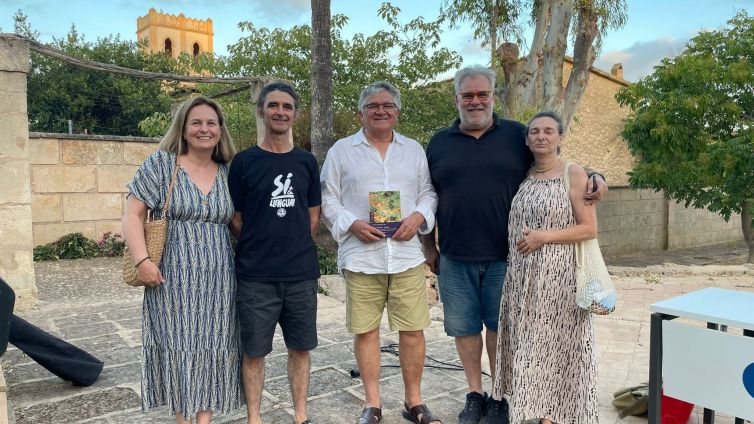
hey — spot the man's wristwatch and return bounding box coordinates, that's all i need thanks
[587,171,606,182]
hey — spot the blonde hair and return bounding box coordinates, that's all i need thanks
[158,96,236,163]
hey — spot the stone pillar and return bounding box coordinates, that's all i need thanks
[0,34,37,311]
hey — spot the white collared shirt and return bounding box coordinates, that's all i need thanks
[320,129,437,275]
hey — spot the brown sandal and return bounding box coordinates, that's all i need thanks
[402,403,442,424]
[357,406,382,423]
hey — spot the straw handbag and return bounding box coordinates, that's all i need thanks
[563,162,616,315]
[122,160,180,287]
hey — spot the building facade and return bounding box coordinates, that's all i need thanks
[136,8,213,58]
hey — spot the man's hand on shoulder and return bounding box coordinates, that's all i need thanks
[584,173,608,206]
[392,212,425,242]
[349,219,385,243]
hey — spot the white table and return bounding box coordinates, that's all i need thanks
[649,287,754,424]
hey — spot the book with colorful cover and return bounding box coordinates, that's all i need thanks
[369,191,401,238]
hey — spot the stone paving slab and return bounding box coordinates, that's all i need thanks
[3,255,754,423]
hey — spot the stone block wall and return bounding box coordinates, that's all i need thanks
[596,187,668,256]
[0,34,36,310]
[596,186,743,256]
[28,133,158,246]
[668,200,743,249]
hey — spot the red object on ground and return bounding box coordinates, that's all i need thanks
[661,391,694,424]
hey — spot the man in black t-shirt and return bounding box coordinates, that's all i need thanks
[229,83,320,424]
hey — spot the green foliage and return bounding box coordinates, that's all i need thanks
[440,0,524,61]
[137,112,171,137]
[438,0,626,65]
[205,4,462,147]
[616,10,754,223]
[15,5,462,146]
[53,233,100,260]
[316,244,338,276]
[97,232,126,257]
[14,11,186,136]
[33,244,59,261]
[33,232,125,261]
[397,83,459,145]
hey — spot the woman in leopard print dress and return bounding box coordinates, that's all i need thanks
[490,112,599,424]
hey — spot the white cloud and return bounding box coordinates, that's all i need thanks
[447,30,489,66]
[594,36,692,82]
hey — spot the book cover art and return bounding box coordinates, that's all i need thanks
[369,191,401,238]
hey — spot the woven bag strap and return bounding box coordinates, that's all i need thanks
[562,161,585,267]
[162,157,180,217]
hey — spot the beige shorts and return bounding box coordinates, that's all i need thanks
[344,264,430,334]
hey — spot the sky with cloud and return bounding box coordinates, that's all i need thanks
[1,0,753,82]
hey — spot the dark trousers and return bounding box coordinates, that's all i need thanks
[8,315,104,386]
[1,277,103,386]
[0,277,12,356]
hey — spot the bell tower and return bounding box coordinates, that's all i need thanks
[136,8,213,58]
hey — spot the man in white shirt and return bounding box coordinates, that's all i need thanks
[320,81,440,424]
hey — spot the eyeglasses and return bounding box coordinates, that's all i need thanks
[459,91,491,102]
[364,102,398,111]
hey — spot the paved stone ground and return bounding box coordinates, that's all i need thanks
[2,241,753,423]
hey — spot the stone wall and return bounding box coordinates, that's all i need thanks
[27,133,744,258]
[596,187,668,256]
[29,133,158,246]
[0,34,36,310]
[597,186,743,256]
[668,199,743,249]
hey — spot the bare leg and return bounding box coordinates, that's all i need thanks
[195,411,213,424]
[400,330,440,423]
[486,329,497,383]
[354,328,382,408]
[399,330,426,407]
[243,354,265,424]
[455,333,484,393]
[175,412,190,424]
[288,348,311,423]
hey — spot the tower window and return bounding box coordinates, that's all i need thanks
[164,38,173,56]
[193,42,200,57]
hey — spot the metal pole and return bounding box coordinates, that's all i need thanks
[649,313,664,424]
[734,328,754,424]
[702,322,719,424]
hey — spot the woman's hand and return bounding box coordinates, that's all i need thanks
[516,227,549,255]
[136,259,165,287]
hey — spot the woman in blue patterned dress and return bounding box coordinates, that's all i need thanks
[122,96,243,423]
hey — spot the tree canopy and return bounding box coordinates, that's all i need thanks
[440,0,524,68]
[14,5,462,145]
[440,0,627,130]
[15,10,182,136]
[200,4,462,149]
[616,11,754,261]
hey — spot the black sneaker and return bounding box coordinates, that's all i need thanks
[459,391,488,424]
[485,397,509,424]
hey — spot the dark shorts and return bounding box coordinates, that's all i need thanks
[236,279,318,358]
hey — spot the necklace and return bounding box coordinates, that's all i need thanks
[532,160,559,173]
